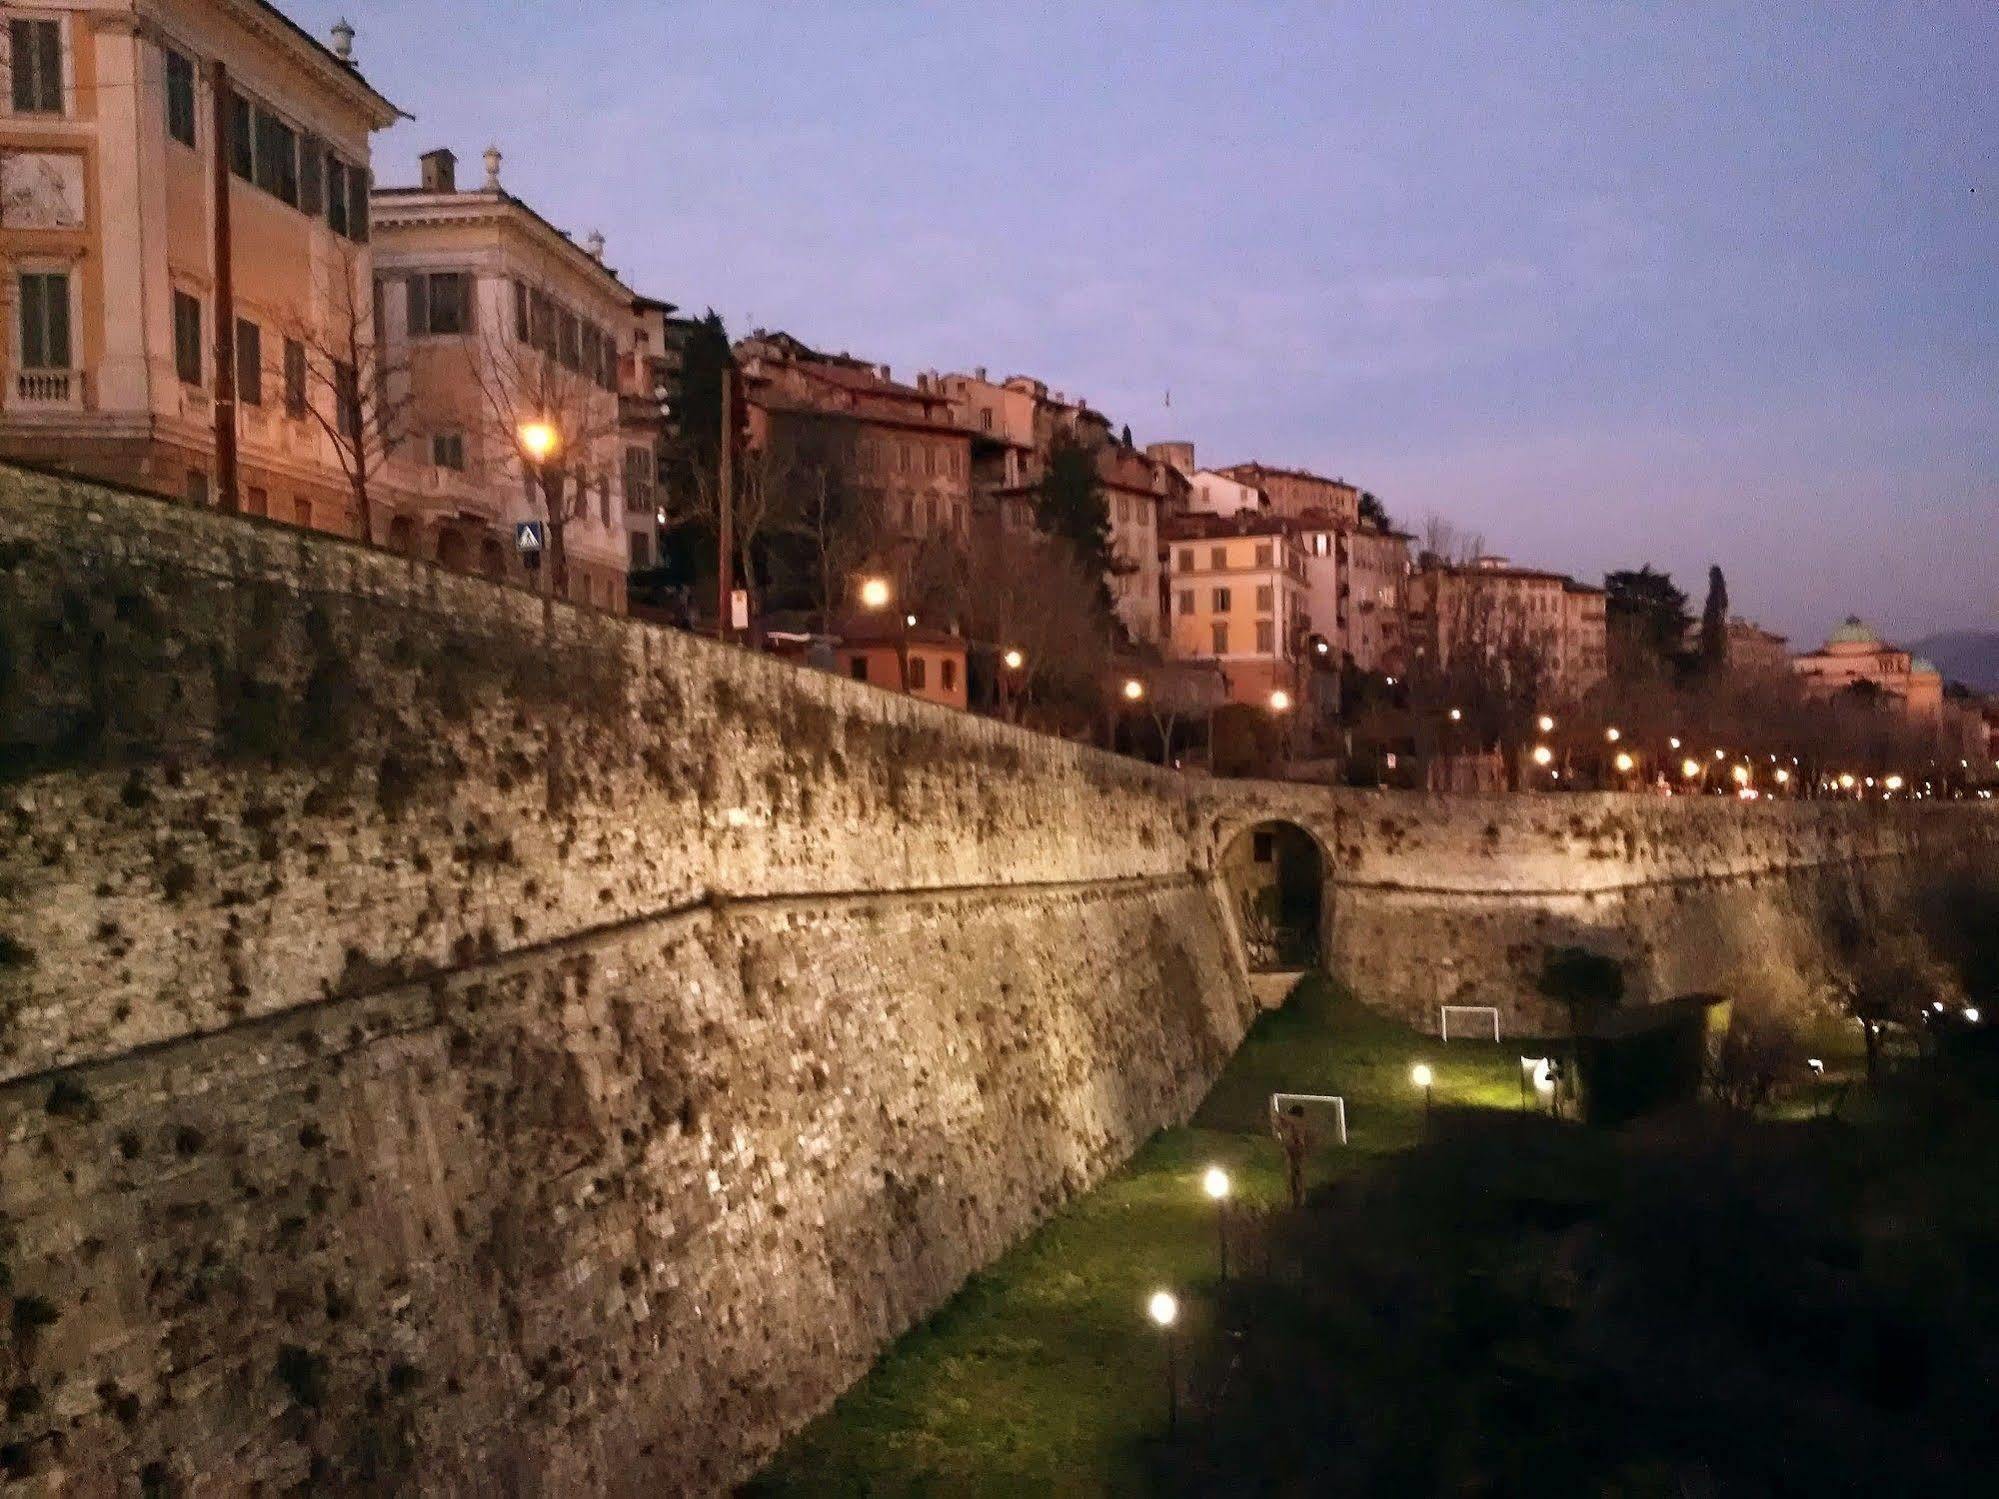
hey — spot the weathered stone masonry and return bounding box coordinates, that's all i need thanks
[0,466,1993,1494]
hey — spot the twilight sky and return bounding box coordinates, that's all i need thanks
[300,1,1995,646]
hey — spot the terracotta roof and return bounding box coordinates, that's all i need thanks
[1162,511,1299,541]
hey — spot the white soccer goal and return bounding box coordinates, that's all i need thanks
[1269,1092,1347,1146]
[1440,1004,1502,1042]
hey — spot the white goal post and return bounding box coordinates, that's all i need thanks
[1440,1004,1502,1042]
[1269,1092,1347,1146]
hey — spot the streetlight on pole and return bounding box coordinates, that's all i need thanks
[857,575,906,692]
[1203,1166,1232,1281]
[1147,1290,1180,1438]
[1412,1062,1435,1123]
[518,418,561,600]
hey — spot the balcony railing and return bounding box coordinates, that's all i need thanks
[14,368,80,406]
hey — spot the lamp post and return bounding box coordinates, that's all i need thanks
[1000,646,1025,721]
[1203,1166,1232,1281]
[1412,1062,1435,1123]
[857,575,907,692]
[1147,1290,1180,1438]
[518,418,561,599]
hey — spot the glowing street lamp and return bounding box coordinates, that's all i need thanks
[1714,748,1727,761]
[1838,772,1856,790]
[1122,678,1146,702]
[1884,774,1904,792]
[1731,764,1751,787]
[1532,744,1554,767]
[1002,648,1025,671]
[1669,736,1682,750]
[1411,1062,1435,1121]
[1537,714,1556,734]
[1681,758,1701,780]
[1202,1166,1232,1280]
[1448,707,1463,723]
[858,576,891,611]
[516,418,560,464]
[1605,726,1622,743]
[1774,768,1791,786]
[1269,689,1293,713]
[1147,1289,1181,1436]
[1614,751,1635,774]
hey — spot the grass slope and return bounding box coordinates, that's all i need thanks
[748,977,1540,1496]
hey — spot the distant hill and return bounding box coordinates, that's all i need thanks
[1909,630,1999,692]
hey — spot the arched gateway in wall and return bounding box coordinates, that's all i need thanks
[1219,817,1329,971]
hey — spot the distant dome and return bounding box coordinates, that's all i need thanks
[1911,657,1939,676]
[1827,615,1880,646]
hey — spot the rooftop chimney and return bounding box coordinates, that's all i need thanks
[585,229,605,261]
[975,366,987,381]
[330,17,355,63]
[482,145,503,191]
[419,148,456,193]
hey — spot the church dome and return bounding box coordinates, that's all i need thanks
[1911,657,1939,676]
[1826,615,1880,646]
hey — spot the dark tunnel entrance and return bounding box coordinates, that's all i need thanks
[1222,820,1326,971]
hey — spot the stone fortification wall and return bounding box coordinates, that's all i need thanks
[1210,784,1995,1033]
[1,466,1992,1492]
[0,467,1247,1494]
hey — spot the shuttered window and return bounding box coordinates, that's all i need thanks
[164,47,196,145]
[298,133,323,215]
[9,19,62,114]
[227,91,253,178]
[407,272,473,336]
[16,272,70,369]
[253,107,298,205]
[283,337,307,416]
[172,290,202,386]
[325,156,350,235]
[235,318,262,405]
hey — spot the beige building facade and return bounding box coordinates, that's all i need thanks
[940,368,1173,643]
[1791,617,1943,717]
[1162,510,1309,706]
[1405,555,1608,695]
[371,147,633,611]
[0,2,398,532]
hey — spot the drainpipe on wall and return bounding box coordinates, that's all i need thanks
[209,59,240,514]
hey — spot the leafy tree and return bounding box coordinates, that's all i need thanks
[1033,430,1123,624]
[1697,565,1730,674]
[660,311,731,535]
[1358,490,1392,531]
[1119,423,1134,448]
[1604,566,1691,679]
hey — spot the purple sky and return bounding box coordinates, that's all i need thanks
[302,1,1995,647]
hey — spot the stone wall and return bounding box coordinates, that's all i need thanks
[0,467,1248,1494]
[1209,784,1997,1032]
[1,466,1993,1493]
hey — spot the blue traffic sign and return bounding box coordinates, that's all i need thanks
[514,521,545,552]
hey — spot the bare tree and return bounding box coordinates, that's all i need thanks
[465,318,621,604]
[273,241,410,547]
[953,518,1118,729]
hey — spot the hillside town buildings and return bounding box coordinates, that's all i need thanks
[1404,555,1609,695]
[371,146,633,610]
[1162,509,1311,709]
[0,1,399,531]
[1791,617,1944,716]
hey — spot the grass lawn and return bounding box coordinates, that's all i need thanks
[747,976,1544,1497]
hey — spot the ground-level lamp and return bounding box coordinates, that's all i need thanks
[1203,1165,1232,1281]
[1147,1289,1180,1437]
[1412,1062,1435,1121]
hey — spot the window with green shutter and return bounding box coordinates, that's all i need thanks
[10,19,62,115]
[172,290,203,386]
[236,318,262,406]
[164,47,196,146]
[17,272,71,370]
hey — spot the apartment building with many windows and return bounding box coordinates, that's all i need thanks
[1404,555,1608,695]
[370,146,633,610]
[1162,510,1310,707]
[0,3,399,530]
